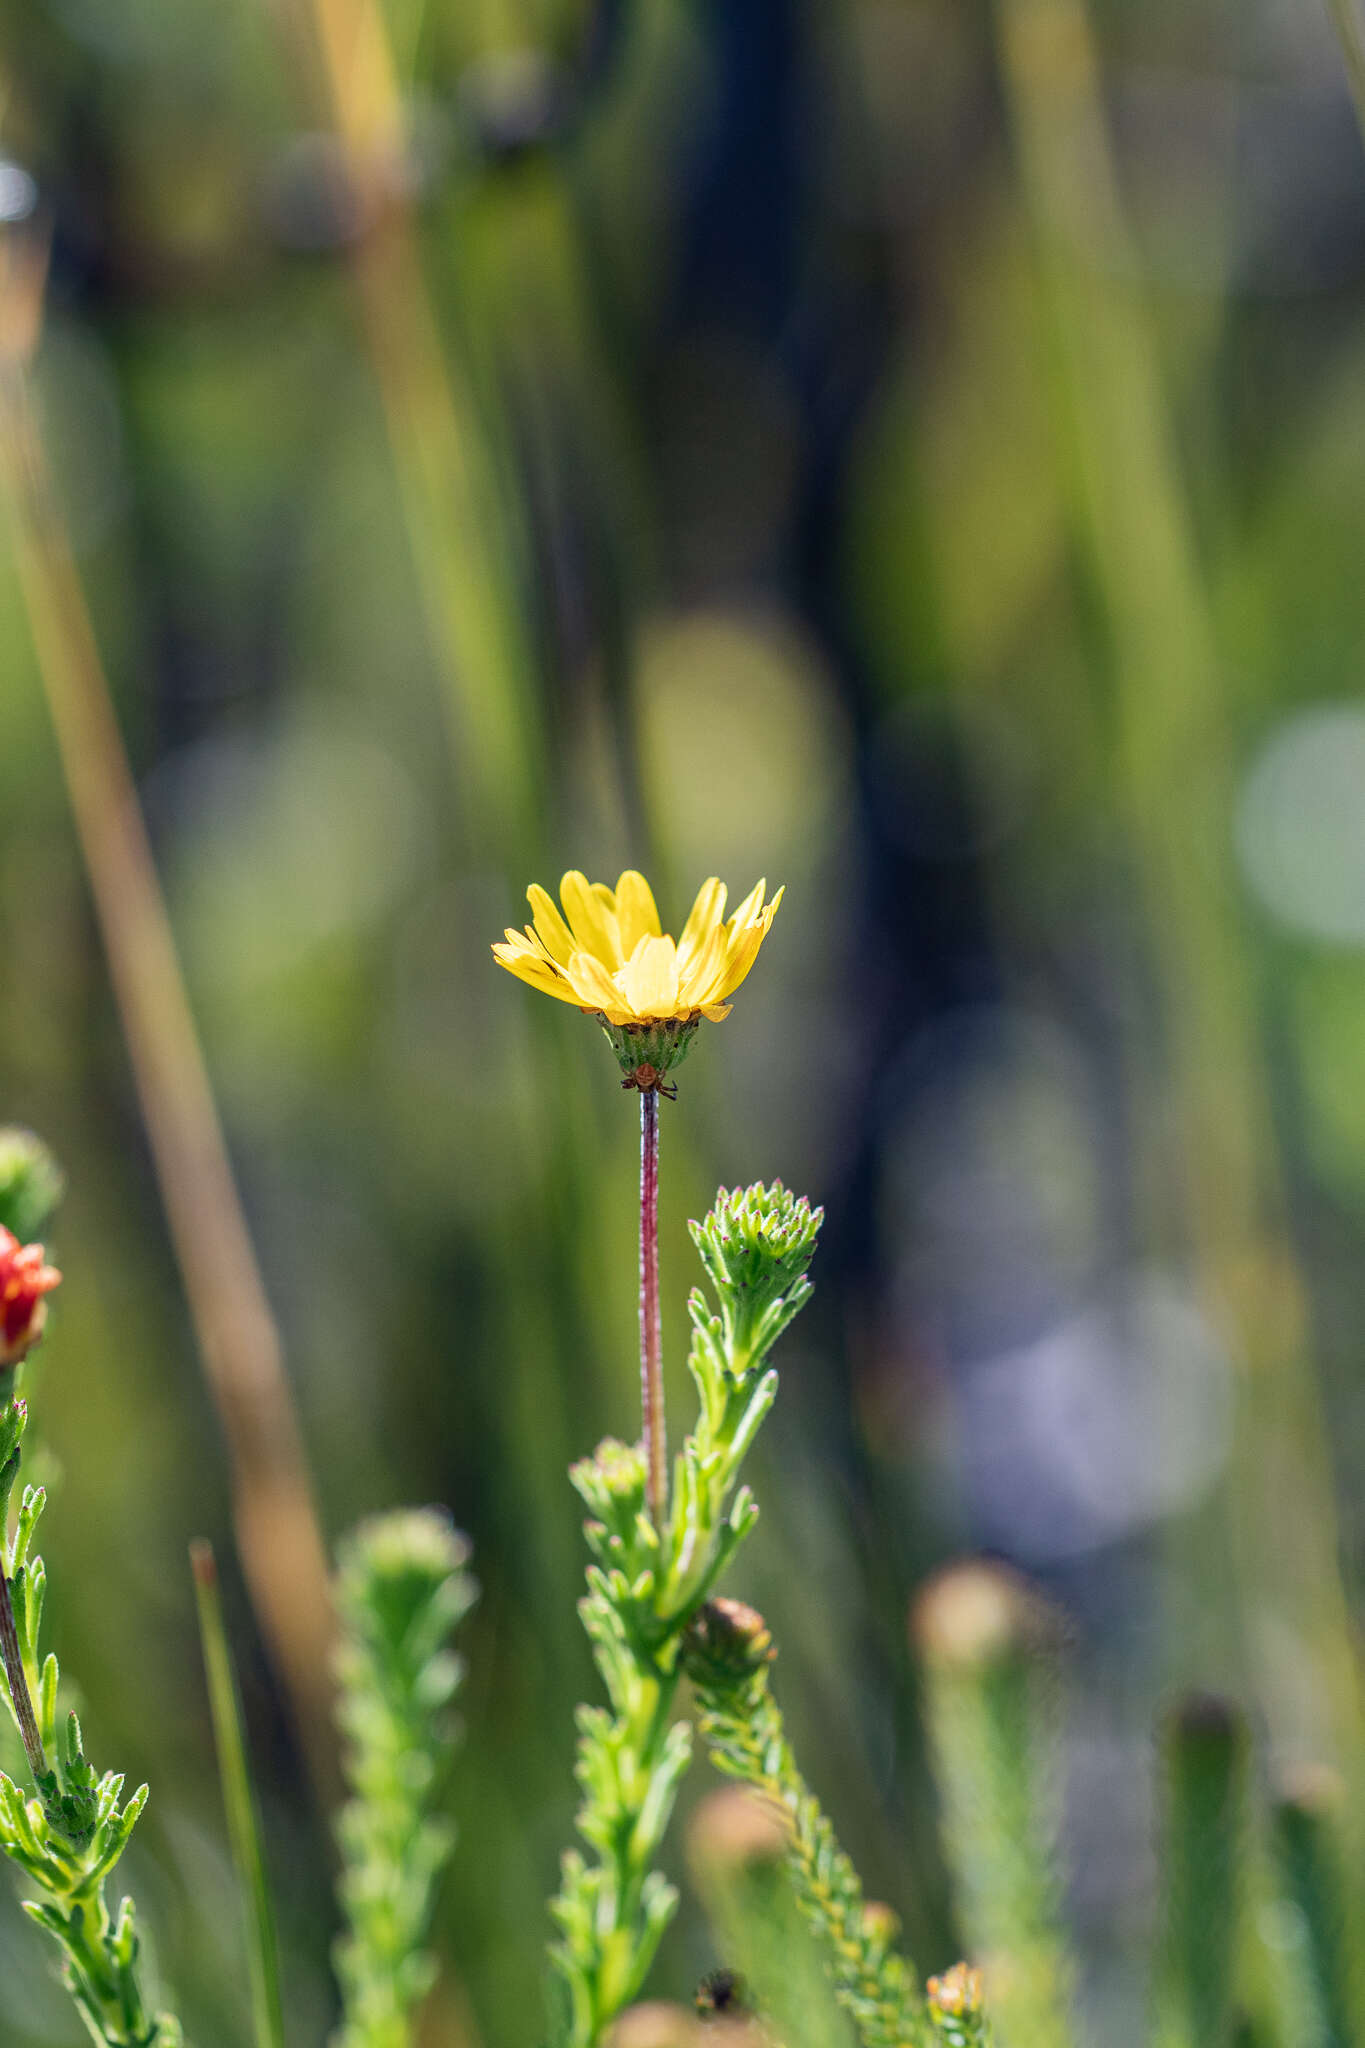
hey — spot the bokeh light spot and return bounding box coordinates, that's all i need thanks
[636,607,850,885]
[1236,703,1365,943]
[0,163,38,223]
[962,1276,1232,1561]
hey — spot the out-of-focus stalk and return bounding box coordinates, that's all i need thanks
[1327,0,1365,141]
[1271,1768,1365,2048]
[913,1564,1075,2048]
[0,223,337,1796]
[1153,1695,1247,2048]
[346,204,545,861]
[191,1541,286,2048]
[271,0,546,867]
[993,0,1363,1770]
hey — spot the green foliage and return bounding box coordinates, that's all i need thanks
[551,1436,690,2044]
[687,1180,821,1386]
[192,1540,285,2048]
[549,1182,822,2048]
[683,1600,928,2048]
[914,1563,1075,2048]
[0,1129,65,1245]
[1269,1771,1365,2048]
[332,1507,478,2048]
[1154,1694,1248,2048]
[0,1396,179,2047]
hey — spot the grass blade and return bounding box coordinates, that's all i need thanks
[191,1540,286,2048]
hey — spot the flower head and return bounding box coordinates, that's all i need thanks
[0,1226,61,1372]
[492,871,783,1090]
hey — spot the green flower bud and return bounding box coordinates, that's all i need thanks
[683,1599,775,1688]
[598,1017,702,1095]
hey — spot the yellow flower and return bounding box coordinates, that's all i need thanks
[492,870,783,1027]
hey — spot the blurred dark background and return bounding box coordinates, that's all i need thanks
[4,0,1365,2041]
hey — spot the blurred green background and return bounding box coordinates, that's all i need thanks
[4,0,1365,2041]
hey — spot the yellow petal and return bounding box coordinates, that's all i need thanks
[496,873,780,1024]
[678,917,731,1009]
[615,870,662,955]
[691,886,781,1004]
[564,949,627,1018]
[678,877,727,970]
[527,883,576,966]
[714,923,767,1000]
[728,878,767,934]
[617,934,681,1019]
[718,884,783,993]
[491,945,584,1004]
[520,924,561,963]
[560,871,623,967]
[505,925,561,969]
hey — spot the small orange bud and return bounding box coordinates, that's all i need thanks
[0,1226,61,1371]
[927,1962,985,2018]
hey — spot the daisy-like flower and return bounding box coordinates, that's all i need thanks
[0,1225,61,1372]
[492,870,782,1091]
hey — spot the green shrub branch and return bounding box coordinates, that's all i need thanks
[0,1394,180,2047]
[331,1508,478,2048]
[683,1600,929,2048]
[548,1183,822,2048]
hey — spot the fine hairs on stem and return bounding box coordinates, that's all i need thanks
[639,1086,665,1525]
[0,1561,47,1783]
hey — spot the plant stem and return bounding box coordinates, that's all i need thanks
[639,1088,665,1525]
[191,1542,285,2048]
[0,323,338,1804]
[0,1569,45,1781]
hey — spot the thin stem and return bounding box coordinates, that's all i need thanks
[639,1088,666,1525]
[0,338,338,1804]
[0,1569,46,1782]
[191,1542,285,2048]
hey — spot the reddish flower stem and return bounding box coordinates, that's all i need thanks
[0,1569,46,1782]
[639,1086,666,1525]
